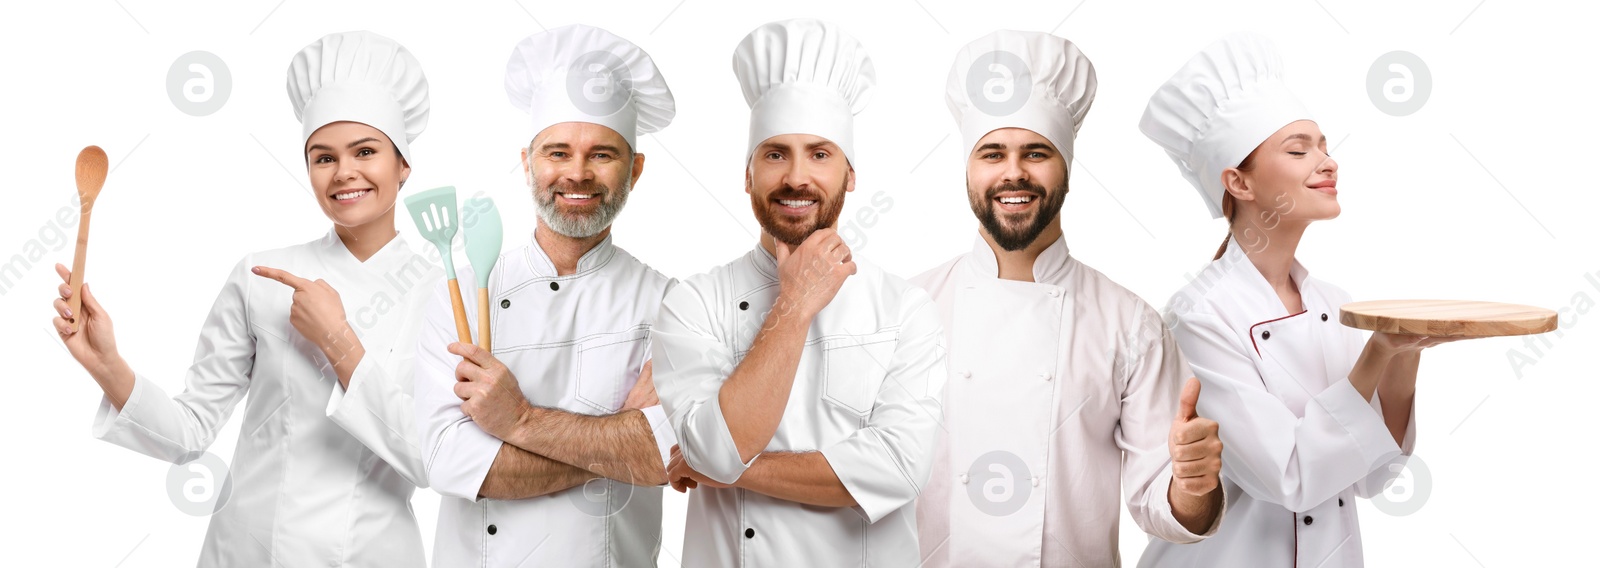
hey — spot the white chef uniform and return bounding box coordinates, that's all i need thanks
[1137,33,1415,568]
[915,31,1221,568]
[92,31,436,568]
[652,19,946,568]
[654,247,947,567]
[413,25,678,568]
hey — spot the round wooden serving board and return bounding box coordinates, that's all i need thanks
[1339,299,1557,338]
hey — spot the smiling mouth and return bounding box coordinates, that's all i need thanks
[558,192,598,204]
[332,189,372,202]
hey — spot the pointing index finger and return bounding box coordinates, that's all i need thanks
[252,266,311,291]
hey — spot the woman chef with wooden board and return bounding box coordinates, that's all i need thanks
[1133,33,1473,568]
[49,31,438,567]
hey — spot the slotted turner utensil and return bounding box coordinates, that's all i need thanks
[403,186,472,343]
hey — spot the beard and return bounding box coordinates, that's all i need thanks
[533,177,631,239]
[969,178,1068,252]
[751,174,848,248]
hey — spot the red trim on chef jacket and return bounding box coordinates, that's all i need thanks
[1292,512,1299,568]
[1249,310,1308,357]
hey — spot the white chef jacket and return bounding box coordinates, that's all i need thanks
[92,228,437,567]
[414,234,678,568]
[652,245,947,567]
[1138,237,1415,568]
[912,236,1219,568]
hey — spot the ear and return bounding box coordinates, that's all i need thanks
[520,146,535,188]
[844,167,856,193]
[630,152,646,187]
[399,157,412,187]
[744,163,753,195]
[1220,167,1255,204]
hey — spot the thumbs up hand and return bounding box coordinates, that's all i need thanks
[1168,377,1223,497]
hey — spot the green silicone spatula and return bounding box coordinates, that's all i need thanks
[462,197,503,352]
[403,186,471,344]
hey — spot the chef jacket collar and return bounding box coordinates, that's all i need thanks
[964,234,1074,283]
[321,227,414,271]
[1218,234,1312,316]
[752,242,779,282]
[525,232,617,278]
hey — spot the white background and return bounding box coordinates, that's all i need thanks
[2,0,1595,566]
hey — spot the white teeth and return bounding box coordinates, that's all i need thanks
[998,196,1034,204]
[334,189,370,201]
[563,194,594,199]
[779,199,816,208]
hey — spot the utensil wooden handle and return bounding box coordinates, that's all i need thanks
[446,278,471,344]
[66,211,91,332]
[476,288,491,352]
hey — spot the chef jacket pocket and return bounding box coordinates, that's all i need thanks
[576,327,650,414]
[822,331,898,416]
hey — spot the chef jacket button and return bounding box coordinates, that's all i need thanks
[550,282,560,291]
[1048,288,1060,298]
[1041,373,1053,381]
[1261,330,1271,340]
[959,473,969,484]
[1303,516,1313,526]
[1338,498,1345,507]
[1031,476,1039,487]
[739,301,749,311]
[487,524,498,535]
[744,528,756,539]
[500,299,511,309]
[1321,313,1329,321]
[960,370,972,379]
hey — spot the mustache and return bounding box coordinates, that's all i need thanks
[984,180,1047,201]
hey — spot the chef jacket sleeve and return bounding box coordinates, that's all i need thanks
[91,258,256,464]
[326,275,434,488]
[1116,305,1225,543]
[1354,326,1418,499]
[818,289,947,524]
[1172,308,1402,513]
[414,276,502,500]
[652,278,756,484]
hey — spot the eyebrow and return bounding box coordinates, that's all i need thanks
[1281,133,1327,144]
[305,137,382,155]
[974,142,1055,153]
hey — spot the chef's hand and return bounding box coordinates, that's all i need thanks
[252,266,365,374]
[52,263,128,382]
[773,228,856,320]
[1169,377,1223,497]
[666,444,730,492]
[1368,332,1467,355]
[451,342,530,441]
[622,360,657,410]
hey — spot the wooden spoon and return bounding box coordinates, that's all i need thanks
[67,146,108,332]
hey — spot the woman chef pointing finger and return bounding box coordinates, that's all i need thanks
[1135,33,1460,568]
[50,31,439,567]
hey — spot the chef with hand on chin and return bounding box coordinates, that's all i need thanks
[653,18,947,568]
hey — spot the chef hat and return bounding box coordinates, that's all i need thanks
[1139,32,1312,219]
[733,19,875,165]
[505,24,675,152]
[287,31,429,164]
[946,30,1096,174]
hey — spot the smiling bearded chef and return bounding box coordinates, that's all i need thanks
[411,25,679,568]
[912,30,1227,568]
[652,18,947,568]
[53,31,439,567]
